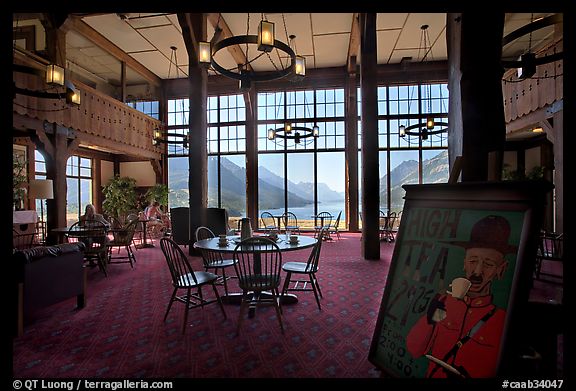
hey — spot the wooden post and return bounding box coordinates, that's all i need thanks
[177,13,208,254]
[448,13,506,181]
[245,87,259,226]
[345,58,359,232]
[359,13,380,260]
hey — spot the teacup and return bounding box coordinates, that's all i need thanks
[290,235,299,244]
[447,277,471,300]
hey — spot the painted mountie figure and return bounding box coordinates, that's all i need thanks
[406,215,517,378]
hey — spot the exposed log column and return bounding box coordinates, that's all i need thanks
[447,13,506,181]
[178,13,208,253]
[245,87,258,227]
[345,56,359,232]
[359,13,380,260]
[36,123,80,244]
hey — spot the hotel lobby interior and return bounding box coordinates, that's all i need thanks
[10,11,570,383]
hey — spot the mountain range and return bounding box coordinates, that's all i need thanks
[166,150,448,215]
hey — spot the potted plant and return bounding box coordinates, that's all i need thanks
[13,154,27,210]
[102,175,138,224]
[144,183,169,211]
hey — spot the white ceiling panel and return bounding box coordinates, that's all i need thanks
[395,13,446,50]
[313,34,349,68]
[127,15,172,29]
[125,67,148,85]
[82,14,156,53]
[266,13,314,55]
[91,54,121,66]
[377,29,402,64]
[310,13,353,35]
[166,14,181,33]
[138,25,188,64]
[377,13,408,30]
[130,51,185,79]
[78,46,110,58]
[66,31,94,48]
[388,48,425,64]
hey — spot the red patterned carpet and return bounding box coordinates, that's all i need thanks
[13,233,394,378]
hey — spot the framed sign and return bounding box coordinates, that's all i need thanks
[368,181,552,378]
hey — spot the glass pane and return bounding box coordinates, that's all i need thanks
[167,157,189,208]
[379,151,389,212]
[422,150,449,184]
[66,177,79,226]
[220,155,246,223]
[287,153,315,230]
[317,152,345,227]
[207,156,219,208]
[389,150,419,213]
[258,153,284,229]
[80,178,92,213]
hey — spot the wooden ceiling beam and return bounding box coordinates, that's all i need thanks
[347,13,360,74]
[62,16,161,87]
[207,13,253,72]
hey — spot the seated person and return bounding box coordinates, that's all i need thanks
[79,204,110,229]
[144,201,171,235]
[77,204,110,249]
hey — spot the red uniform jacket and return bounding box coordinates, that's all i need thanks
[406,294,506,378]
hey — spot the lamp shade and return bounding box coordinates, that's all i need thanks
[46,64,65,86]
[199,41,211,65]
[28,179,54,200]
[258,20,275,52]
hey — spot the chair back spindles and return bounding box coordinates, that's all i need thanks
[307,228,326,272]
[160,237,198,287]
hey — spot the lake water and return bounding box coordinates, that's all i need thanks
[261,201,346,223]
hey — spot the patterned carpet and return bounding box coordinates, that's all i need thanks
[13,233,394,378]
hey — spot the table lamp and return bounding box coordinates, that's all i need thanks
[28,179,54,242]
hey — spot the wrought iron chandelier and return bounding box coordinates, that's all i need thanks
[266,90,319,147]
[153,46,189,148]
[199,13,306,90]
[399,24,448,143]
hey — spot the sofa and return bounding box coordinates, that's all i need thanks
[13,242,86,336]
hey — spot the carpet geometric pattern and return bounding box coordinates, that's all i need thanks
[13,233,394,378]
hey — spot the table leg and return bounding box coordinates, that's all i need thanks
[137,221,154,248]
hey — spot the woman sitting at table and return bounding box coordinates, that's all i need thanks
[144,201,171,236]
[80,204,110,229]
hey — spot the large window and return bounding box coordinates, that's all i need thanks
[256,88,346,230]
[374,83,449,213]
[33,150,48,221]
[166,82,448,231]
[66,155,93,226]
[127,100,159,119]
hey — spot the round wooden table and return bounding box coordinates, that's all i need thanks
[193,234,317,310]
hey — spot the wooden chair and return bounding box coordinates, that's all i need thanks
[13,227,36,251]
[126,213,143,250]
[233,237,284,335]
[159,237,227,334]
[534,231,563,283]
[282,228,327,310]
[330,211,342,240]
[260,211,278,233]
[67,220,109,276]
[314,212,332,239]
[281,211,300,234]
[194,226,237,295]
[107,219,138,268]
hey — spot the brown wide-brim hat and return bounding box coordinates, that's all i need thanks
[442,215,518,255]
